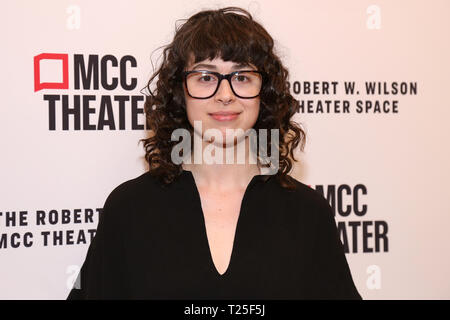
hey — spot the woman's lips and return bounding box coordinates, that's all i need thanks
[209,112,241,121]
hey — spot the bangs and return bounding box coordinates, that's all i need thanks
[175,10,272,69]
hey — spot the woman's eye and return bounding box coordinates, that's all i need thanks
[235,75,248,82]
[199,75,214,82]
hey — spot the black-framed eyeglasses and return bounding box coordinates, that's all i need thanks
[182,70,265,99]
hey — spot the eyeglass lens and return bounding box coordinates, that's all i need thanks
[185,71,262,98]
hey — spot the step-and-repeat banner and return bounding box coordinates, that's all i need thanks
[1,0,449,299]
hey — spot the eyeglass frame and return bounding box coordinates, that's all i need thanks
[181,70,266,99]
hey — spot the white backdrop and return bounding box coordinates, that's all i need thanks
[1,0,449,299]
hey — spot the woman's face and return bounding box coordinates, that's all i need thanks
[183,56,261,146]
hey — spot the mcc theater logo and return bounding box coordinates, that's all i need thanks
[33,52,148,131]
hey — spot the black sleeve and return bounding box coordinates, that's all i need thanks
[66,187,128,300]
[309,197,363,300]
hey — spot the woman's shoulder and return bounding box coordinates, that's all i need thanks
[102,171,167,209]
[271,174,327,204]
[272,174,334,220]
[107,171,156,192]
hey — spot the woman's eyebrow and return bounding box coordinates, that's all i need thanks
[191,62,253,71]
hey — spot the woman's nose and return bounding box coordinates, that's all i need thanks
[214,78,235,104]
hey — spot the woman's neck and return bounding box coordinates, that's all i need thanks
[181,135,261,192]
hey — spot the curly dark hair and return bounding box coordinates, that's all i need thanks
[139,6,306,190]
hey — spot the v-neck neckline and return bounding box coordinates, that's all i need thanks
[182,169,267,278]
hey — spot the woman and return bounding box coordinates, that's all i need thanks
[67,6,362,300]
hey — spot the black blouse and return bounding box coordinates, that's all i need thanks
[67,170,362,300]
